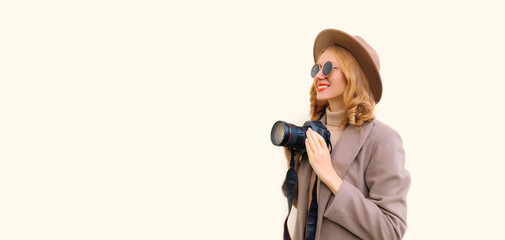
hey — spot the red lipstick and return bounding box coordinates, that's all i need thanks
[317,83,330,92]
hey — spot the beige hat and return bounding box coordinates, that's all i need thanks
[313,29,383,103]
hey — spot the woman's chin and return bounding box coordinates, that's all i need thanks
[316,93,331,101]
[317,91,344,102]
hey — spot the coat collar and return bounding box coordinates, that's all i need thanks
[319,115,375,177]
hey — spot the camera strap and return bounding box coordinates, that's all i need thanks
[306,175,318,240]
[284,149,320,240]
[283,149,298,240]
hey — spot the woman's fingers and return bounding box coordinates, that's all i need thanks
[308,128,322,151]
[305,138,313,159]
[306,131,313,154]
[305,133,315,161]
[314,129,329,151]
[306,129,317,153]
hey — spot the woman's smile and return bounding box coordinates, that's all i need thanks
[317,82,330,92]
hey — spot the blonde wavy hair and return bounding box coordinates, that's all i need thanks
[310,45,376,128]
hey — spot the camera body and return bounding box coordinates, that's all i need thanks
[270,120,331,151]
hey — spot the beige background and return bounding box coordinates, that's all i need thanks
[1,1,505,239]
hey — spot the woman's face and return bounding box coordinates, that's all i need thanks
[313,50,347,102]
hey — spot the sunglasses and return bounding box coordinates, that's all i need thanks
[311,61,339,78]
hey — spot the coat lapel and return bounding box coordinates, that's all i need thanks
[315,117,376,238]
[319,115,375,178]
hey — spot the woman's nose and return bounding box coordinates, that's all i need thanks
[314,68,325,79]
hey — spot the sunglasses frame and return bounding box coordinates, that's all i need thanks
[311,61,339,78]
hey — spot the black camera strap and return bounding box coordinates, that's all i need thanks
[306,175,318,240]
[284,149,319,240]
[283,149,298,240]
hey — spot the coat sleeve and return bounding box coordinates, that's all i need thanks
[322,128,411,240]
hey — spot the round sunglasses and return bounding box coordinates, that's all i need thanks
[311,61,339,78]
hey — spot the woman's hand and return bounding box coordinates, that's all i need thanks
[305,128,343,195]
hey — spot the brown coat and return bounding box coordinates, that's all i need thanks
[282,117,410,240]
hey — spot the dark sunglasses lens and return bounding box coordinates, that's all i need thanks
[322,62,333,76]
[311,64,320,78]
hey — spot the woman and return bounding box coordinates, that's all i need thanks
[282,29,411,240]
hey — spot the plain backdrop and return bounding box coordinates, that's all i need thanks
[1,1,505,239]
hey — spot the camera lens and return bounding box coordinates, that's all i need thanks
[271,121,289,146]
[271,121,306,150]
[274,123,285,145]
